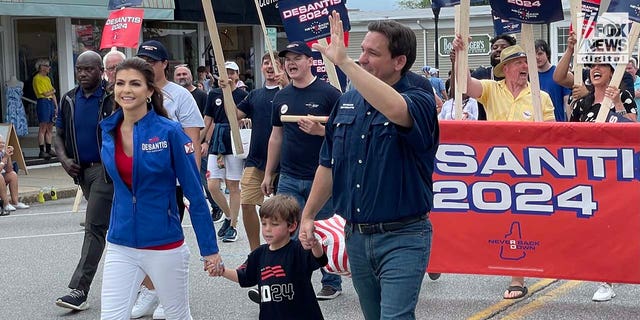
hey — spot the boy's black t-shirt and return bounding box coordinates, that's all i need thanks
[237,240,328,320]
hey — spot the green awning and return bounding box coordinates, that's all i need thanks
[0,0,174,20]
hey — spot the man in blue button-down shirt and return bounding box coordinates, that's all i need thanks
[300,12,439,320]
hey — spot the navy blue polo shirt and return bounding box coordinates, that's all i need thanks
[73,86,103,164]
[319,74,439,224]
[237,86,279,170]
[272,78,341,180]
[204,87,248,154]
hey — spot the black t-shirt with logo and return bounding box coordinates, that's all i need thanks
[271,78,340,180]
[237,240,328,320]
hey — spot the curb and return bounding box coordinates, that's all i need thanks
[19,187,78,205]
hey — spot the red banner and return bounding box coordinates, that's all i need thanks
[100,8,144,49]
[428,121,640,284]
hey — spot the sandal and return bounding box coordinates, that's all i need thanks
[503,285,528,299]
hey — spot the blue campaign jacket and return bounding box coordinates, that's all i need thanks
[100,108,218,256]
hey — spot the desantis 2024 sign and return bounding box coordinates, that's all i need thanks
[428,121,640,284]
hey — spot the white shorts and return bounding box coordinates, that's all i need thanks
[207,154,243,181]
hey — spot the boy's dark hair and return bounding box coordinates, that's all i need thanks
[490,34,517,46]
[534,39,551,62]
[259,194,301,234]
[367,20,417,75]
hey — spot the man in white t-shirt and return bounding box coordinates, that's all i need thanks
[131,40,205,320]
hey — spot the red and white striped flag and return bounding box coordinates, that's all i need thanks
[314,215,350,276]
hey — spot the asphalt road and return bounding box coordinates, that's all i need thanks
[1,198,639,319]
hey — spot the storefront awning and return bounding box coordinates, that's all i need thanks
[0,0,174,20]
[174,0,282,26]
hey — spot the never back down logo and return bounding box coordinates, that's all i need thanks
[488,221,541,261]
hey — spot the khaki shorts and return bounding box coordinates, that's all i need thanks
[240,167,265,205]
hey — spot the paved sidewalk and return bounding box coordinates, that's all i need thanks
[16,163,78,204]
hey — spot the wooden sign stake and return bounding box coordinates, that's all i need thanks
[454,0,470,120]
[253,0,284,89]
[201,0,243,155]
[317,38,342,92]
[520,24,544,122]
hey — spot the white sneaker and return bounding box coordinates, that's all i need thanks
[14,202,29,209]
[4,204,16,211]
[592,283,616,301]
[152,304,166,319]
[130,285,159,318]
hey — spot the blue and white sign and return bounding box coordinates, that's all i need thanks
[278,0,351,42]
[493,11,522,35]
[491,0,564,24]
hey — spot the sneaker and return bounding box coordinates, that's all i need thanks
[248,288,260,304]
[592,283,616,301]
[217,218,231,237]
[428,273,441,281]
[316,286,342,300]
[4,204,16,212]
[152,304,166,319]
[222,226,238,242]
[211,207,224,223]
[55,289,88,311]
[48,149,57,157]
[14,202,29,209]
[130,285,159,318]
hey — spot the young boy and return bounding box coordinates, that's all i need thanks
[211,194,328,319]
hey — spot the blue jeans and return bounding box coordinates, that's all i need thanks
[345,218,432,320]
[277,173,342,290]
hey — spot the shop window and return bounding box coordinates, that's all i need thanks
[15,19,58,127]
[143,21,199,82]
[71,19,116,60]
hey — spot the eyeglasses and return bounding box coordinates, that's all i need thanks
[106,66,117,72]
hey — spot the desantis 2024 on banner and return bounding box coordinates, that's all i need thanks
[428,121,640,284]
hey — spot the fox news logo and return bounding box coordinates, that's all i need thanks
[577,13,630,65]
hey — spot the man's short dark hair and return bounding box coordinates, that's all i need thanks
[490,34,517,46]
[367,20,417,75]
[197,66,206,73]
[535,39,551,62]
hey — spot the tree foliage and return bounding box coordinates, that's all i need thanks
[397,0,431,9]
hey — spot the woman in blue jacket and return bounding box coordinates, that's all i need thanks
[99,57,223,319]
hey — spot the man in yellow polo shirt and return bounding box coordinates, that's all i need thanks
[33,59,58,160]
[451,39,555,300]
[454,42,555,122]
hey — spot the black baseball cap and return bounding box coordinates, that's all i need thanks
[137,40,169,61]
[278,41,312,58]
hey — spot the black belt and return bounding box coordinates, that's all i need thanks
[81,162,102,169]
[350,213,429,235]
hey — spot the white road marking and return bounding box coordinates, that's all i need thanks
[0,231,83,240]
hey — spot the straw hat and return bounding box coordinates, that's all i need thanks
[493,45,527,78]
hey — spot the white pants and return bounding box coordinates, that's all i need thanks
[101,242,192,320]
[207,154,243,181]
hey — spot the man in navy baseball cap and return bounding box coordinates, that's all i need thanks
[278,41,313,58]
[136,40,169,62]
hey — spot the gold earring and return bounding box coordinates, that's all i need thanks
[146,96,151,103]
